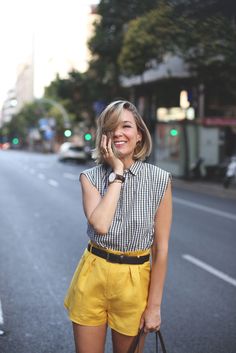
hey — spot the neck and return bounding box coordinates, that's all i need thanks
[121,158,135,170]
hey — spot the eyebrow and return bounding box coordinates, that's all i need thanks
[122,120,134,124]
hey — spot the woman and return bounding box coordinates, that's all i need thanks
[64,100,172,353]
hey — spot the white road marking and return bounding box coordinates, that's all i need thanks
[48,179,59,187]
[173,196,236,221]
[63,172,78,181]
[182,254,236,287]
[37,173,45,180]
[0,299,4,325]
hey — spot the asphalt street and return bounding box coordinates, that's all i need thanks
[0,150,235,353]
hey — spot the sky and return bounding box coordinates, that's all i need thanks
[0,0,99,109]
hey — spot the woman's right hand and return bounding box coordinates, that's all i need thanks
[101,134,124,173]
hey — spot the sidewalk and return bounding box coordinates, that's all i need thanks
[173,178,236,201]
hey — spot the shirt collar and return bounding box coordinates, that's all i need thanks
[125,160,143,176]
[104,160,143,176]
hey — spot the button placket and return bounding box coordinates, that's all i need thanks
[123,173,137,251]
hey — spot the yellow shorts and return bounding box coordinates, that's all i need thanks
[64,245,151,336]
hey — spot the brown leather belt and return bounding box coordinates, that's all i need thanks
[87,243,150,265]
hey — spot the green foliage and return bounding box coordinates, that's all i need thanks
[45,70,103,124]
[88,0,158,94]
[4,100,73,143]
[119,2,179,75]
[40,0,236,124]
[180,14,236,82]
[4,102,44,142]
[89,0,157,59]
[119,0,236,94]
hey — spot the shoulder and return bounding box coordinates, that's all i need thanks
[142,162,171,180]
[142,163,171,206]
[81,164,104,176]
[80,164,107,186]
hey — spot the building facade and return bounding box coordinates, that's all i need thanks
[121,55,236,179]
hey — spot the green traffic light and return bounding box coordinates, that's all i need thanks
[170,129,178,137]
[64,129,72,137]
[84,133,92,141]
[12,137,19,145]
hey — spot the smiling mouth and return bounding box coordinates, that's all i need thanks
[113,141,127,147]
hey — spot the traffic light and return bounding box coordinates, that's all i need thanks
[84,132,92,141]
[64,129,72,138]
[12,137,19,145]
[170,128,178,137]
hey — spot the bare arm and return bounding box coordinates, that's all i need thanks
[80,134,124,235]
[140,179,172,332]
[80,174,123,234]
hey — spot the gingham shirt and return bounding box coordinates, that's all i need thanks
[81,161,171,252]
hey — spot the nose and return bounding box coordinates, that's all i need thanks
[113,126,122,137]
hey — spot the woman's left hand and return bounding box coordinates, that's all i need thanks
[139,307,161,333]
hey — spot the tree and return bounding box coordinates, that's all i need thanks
[88,0,157,96]
[118,1,179,76]
[4,100,73,146]
[119,0,236,96]
[45,70,109,125]
[3,102,44,144]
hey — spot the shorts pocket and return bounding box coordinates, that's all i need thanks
[138,262,150,300]
[75,254,97,296]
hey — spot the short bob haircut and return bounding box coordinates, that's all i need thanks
[92,100,152,164]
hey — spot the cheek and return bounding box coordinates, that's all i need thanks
[126,130,139,139]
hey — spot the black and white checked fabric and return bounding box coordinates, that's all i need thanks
[80,161,171,252]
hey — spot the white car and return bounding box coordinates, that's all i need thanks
[58,142,88,162]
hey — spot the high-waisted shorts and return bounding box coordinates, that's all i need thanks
[64,244,151,336]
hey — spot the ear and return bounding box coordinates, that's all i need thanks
[137,131,142,142]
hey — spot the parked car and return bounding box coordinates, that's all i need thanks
[58,142,89,163]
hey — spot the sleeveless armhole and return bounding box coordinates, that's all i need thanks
[79,169,96,188]
[158,171,172,206]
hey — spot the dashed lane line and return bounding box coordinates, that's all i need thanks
[173,197,236,221]
[182,254,236,287]
[0,299,3,325]
[0,298,4,335]
[48,179,59,187]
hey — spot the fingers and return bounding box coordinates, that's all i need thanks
[143,318,161,333]
[143,325,160,334]
[107,135,112,153]
[101,134,108,154]
[140,315,160,333]
[101,134,112,157]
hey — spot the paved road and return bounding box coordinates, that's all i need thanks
[0,150,235,353]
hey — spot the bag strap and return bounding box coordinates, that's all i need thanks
[156,330,167,353]
[127,329,143,353]
[128,328,168,353]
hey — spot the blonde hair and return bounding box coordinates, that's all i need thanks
[92,100,152,164]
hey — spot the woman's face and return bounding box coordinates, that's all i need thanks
[110,109,142,161]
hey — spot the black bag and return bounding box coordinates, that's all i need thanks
[128,328,168,353]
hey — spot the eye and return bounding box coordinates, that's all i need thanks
[123,124,132,128]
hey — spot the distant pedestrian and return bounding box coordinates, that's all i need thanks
[64,100,172,353]
[223,156,236,188]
